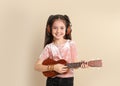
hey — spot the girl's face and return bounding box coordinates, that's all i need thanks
[52,19,66,40]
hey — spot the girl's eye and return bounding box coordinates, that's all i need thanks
[52,27,57,29]
[61,27,64,30]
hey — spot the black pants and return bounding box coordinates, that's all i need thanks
[46,77,74,86]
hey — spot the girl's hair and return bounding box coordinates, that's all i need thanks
[44,14,72,47]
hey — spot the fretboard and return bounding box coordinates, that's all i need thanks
[66,62,82,68]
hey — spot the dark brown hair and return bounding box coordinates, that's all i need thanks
[44,14,72,47]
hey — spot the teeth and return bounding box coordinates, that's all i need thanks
[56,34,61,36]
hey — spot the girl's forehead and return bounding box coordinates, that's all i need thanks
[53,19,66,25]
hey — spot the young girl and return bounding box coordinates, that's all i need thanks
[35,14,88,86]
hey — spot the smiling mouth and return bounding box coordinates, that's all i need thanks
[55,33,62,36]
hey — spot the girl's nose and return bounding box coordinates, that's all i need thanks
[57,28,60,32]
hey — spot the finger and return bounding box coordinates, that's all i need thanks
[81,63,86,68]
[84,62,89,68]
[82,62,89,68]
[62,66,68,69]
[61,69,68,73]
[81,64,84,68]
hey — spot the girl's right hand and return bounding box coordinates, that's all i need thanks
[54,64,68,74]
[81,60,89,68]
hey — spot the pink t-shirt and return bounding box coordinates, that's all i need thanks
[39,40,78,78]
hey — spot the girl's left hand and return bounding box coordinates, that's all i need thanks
[81,61,89,68]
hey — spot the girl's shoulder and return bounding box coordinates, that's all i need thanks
[44,42,57,49]
[65,40,77,48]
[67,39,76,45]
[44,42,53,48]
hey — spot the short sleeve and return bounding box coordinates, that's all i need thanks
[70,41,78,61]
[38,45,50,61]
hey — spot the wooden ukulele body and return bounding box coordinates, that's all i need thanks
[42,58,67,77]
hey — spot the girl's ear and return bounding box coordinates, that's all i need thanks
[66,26,72,35]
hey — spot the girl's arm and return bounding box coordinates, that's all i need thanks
[34,59,48,72]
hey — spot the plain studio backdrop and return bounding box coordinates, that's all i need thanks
[0,0,120,86]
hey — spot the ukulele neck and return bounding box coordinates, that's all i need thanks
[66,62,82,68]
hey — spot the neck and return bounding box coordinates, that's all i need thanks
[53,39,67,45]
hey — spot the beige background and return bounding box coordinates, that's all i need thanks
[0,0,120,86]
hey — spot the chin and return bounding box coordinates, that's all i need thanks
[54,38,61,40]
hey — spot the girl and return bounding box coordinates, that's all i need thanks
[35,14,88,86]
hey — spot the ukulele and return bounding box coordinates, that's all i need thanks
[42,58,102,77]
